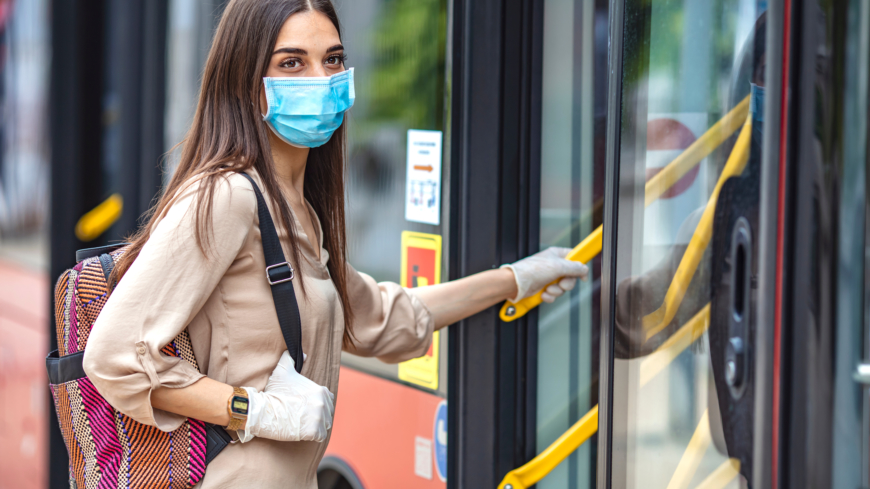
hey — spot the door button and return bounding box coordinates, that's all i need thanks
[725,337,745,388]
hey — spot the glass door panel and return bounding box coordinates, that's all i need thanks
[536,0,608,487]
[829,0,869,485]
[607,0,768,487]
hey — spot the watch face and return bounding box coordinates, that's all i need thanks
[231,396,249,415]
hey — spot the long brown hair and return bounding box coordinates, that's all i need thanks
[112,0,355,346]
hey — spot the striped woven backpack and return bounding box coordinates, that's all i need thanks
[46,173,305,489]
[46,245,230,489]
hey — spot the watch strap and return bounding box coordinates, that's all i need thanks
[226,387,248,431]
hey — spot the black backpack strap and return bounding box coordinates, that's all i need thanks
[239,172,305,373]
[99,253,116,291]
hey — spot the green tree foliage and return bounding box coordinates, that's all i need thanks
[365,0,447,131]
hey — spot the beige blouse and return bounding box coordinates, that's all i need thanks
[82,170,434,488]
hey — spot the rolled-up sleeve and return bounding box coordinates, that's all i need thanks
[343,265,435,363]
[83,173,256,432]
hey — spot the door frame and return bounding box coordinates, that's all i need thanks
[446,0,545,486]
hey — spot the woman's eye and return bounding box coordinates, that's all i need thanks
[280,58,301,69]
[326,55,345,66]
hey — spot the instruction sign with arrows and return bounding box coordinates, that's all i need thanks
[405,129,443,225]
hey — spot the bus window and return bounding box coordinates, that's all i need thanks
[606,0,767,486]
[536,0,608,487]
[325,1,450,487]
[333,0,449,396]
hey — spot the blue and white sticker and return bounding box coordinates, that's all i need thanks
[433,400,447,482]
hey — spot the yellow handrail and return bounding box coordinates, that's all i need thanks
[666,410,712,489]
[642,117,752,339]
[695,459,740,489]
[499,406,600,489]
[500,96,750,322]
[498,305,711,489]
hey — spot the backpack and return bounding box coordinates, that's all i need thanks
[48,244,217,488]
[46,173,304,488]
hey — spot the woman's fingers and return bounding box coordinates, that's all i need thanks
[540,277,580,304]
[559,259,589,279]
[502,247,590,302]
[545,284,564,297]
[558,277,577,291]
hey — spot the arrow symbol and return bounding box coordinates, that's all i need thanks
[414,165,434,172]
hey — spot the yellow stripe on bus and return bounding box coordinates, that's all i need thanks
[75,194,123,242]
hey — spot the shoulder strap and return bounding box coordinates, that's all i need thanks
[99,253,115,288]
[239,172,305,373]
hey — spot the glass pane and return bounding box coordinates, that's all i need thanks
[831,0,869,485]
[0,0,50,263]
[164,0,226,177]
[609,0,768,486]
[536,0,608,487]
[334,0,449,394]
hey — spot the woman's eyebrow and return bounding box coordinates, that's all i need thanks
[273,47,307,55]
[271,45,343,56]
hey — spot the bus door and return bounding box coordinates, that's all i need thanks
[597,0,870,487]
[500,0,761,485]
[596,0,772,484]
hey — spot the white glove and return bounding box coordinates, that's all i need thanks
[501,247,589,303]
[238,351,335,443]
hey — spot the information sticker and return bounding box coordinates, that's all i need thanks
[398,231,442,390]
[405,130,443,225]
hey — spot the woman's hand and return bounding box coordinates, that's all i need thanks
[411,247,589,330]
[501,247,589,303]
[239,351,335,443]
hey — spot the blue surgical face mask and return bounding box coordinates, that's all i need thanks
[262,68,355,148]
[750,83,764,122]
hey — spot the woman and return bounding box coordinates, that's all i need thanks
[82,0,587,486]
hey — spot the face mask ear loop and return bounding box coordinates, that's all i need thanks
[262,78,275,120]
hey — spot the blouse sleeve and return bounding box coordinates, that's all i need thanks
[83,173,256,432]
[343,264,435,363]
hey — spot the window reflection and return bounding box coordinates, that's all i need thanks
[610,0,767,486]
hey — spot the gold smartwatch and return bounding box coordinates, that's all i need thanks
[226,387,249,431]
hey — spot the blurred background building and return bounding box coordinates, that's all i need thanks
[0,0,50,487]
